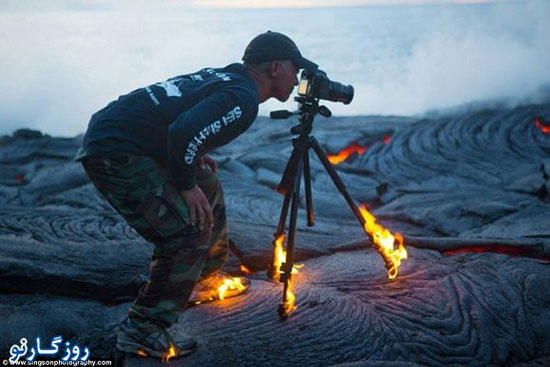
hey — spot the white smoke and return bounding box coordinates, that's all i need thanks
[335,0,550,116]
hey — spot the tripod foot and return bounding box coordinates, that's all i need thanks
[277,303,289,321]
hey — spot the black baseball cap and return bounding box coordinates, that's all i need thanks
[242,31,318,71]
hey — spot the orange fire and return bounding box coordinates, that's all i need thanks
[272,234,286,279]
[535,118,550,134]
[272,233,303,317]
[327,143,366,165]
[217,277,246,300]
[161,343,177,363]
[136,349,148,357]
[281,278,297,316]
[359,204,407,279]
[240,264,254,274]
[272,234,302,279]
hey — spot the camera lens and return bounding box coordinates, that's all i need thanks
[326,81,354,105]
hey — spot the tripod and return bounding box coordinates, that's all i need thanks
[269,96,376,320]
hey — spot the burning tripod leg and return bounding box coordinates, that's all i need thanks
[269,138,308,319]
[269,96,408,320]
[277,157,303,319]
[269,137,313,280]
[310,138,407,279]
[268,196,291,280]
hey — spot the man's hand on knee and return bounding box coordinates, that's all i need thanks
[198,154,217,173]
[181,185,214,230]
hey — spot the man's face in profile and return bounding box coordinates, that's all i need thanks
[272,60,299,102]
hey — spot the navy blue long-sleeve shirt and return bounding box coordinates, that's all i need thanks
[75,63,259,190]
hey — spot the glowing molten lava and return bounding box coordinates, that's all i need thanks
[327,137,393,165]
[444,245,550,262]
[535,118,550,134]
[359,205,407,279]
[327,143,366,165]
[217,277,246,300]
[161,343,177,363]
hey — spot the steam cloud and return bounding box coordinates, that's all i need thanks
[350,0,550,117]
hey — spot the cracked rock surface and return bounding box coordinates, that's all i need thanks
[1,103,549,366]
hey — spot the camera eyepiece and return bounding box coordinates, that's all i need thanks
[297,70,354,105]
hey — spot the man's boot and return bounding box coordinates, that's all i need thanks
[116,318,197,359]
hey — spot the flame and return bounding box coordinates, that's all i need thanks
[272,234,302,279]
[272,234,303,317]
[327,143,366,165]
[161,343,177,363]
[281,278,297,317]
[217,277,246,300]
[272,234,287,278]
[240,264,254,274]
[535,118,550,134]
[359,205,407,279]
[136,349,148,357]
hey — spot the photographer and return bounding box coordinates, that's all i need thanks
[75,31,316,359]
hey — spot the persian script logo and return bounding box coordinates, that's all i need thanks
[8,336,90,363]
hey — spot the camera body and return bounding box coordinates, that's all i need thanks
[297,69,354,105]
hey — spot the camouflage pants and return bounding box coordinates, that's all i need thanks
[81,155,228,329]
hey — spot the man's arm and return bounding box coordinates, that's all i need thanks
[168,85,258,229]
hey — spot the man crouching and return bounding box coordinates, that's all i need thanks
[76,31,317,358]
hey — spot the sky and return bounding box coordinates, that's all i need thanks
[0,0,547,137]
[0,0,507,10]
[191,0,501,8]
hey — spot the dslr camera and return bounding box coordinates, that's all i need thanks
[297,69,354,105]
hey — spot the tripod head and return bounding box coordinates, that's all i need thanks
[270,67,353,132]
[270,96,332,136]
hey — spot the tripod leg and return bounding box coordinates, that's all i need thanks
[276,190,292,235]
[311,137,407,279]
[310,137,365,228]
[303,149,314,227]
[269,141,306,280]
[278,158,303,319]
[268,187,293,280]
[277,140,307,195]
